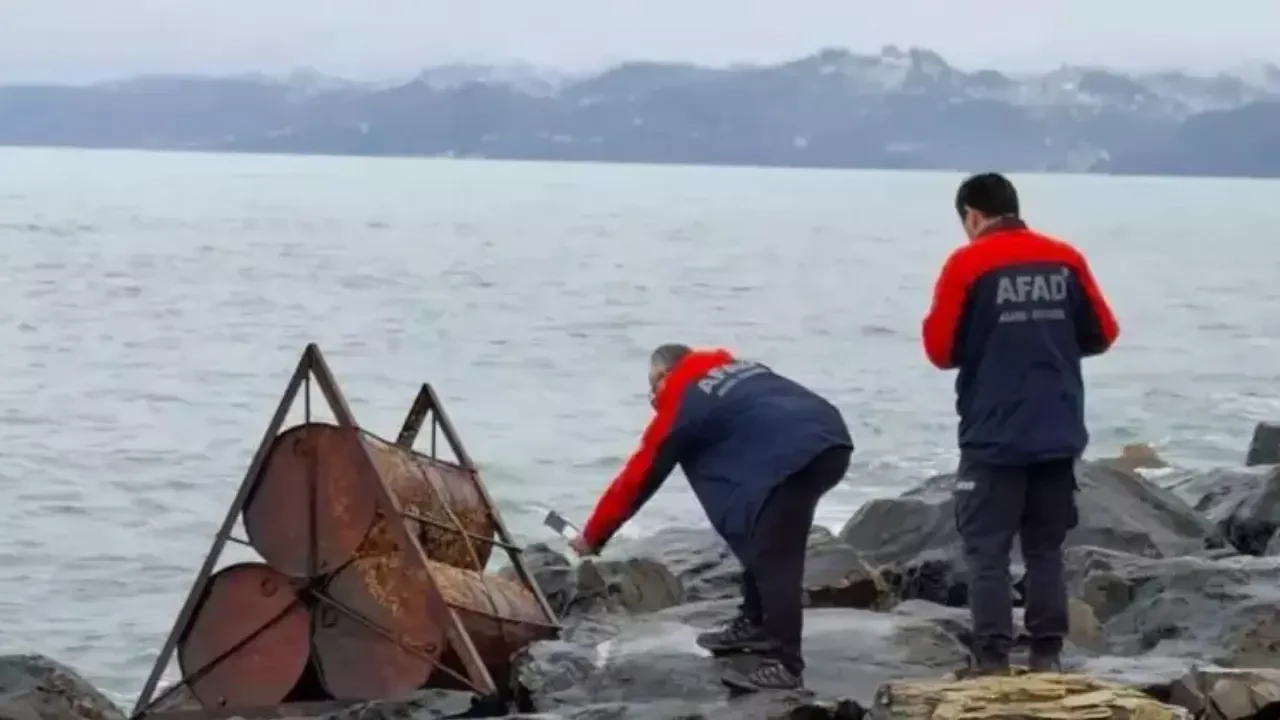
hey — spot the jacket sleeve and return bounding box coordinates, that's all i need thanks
[1069,255,1120,357]
[922,246,973,370]
[580,400,692,550]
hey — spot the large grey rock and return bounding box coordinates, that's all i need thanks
[838,461,1222,607]
[1163,465,1280,555]
[0,655,124,720]
[1064,546,1280,667]
[1166,667,1280,720]
[1246,421,1280,467]
[502,543,686,619]
[512,602,970,714]
[889,597,1106,656]
[627,526,890,611]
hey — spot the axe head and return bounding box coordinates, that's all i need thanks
[543,509,579,537]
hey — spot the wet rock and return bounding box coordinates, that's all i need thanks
[1166,667,1280,720]
[868,672,1189,720]
[838,461,1219,607]
[1246,421,1280,467]
[629,526,890,611]
[802,534,893,610]
[0,654,125,720]
[1074,655,1202,699]
[889,597,1105,655]
[629,527,741,601]
[512,603,970,713]
[1064,546,1280,666]
[503,543,685,619]
[1163,466,1280,556]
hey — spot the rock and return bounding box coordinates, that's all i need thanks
[629,527,742,602]
[838,461,1220,607]
[867,672,1189,720]
[502,543,685,618]
[1163,466,1280,555]
[1166,667,1280,720]
[0,654,125,720]
[629,526,890,611]
[1074,655,1202,698]
[506,543,578,614]
[512,602,970,713]
[803,534,894,610]
[889,597,1105,655]
[1064,546,1280,667]
[1246,421,1280,467]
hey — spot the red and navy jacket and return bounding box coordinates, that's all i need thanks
[580,348,853,554]
[922,218,1119,465]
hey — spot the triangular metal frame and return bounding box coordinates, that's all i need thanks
[129,344,560,720]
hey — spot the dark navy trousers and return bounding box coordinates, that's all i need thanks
[954,456,1079,661]
[739,445,852,673]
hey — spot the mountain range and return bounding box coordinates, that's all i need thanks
[2,46,1279,177]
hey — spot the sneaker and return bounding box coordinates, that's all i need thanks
[720,657,803,692]
[696,616,773,656]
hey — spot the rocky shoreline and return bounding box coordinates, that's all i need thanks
[5,426,1280,720]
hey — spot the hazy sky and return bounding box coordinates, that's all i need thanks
[3,0,1279,82]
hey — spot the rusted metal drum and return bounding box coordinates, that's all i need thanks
[243,423,380,578]
[360,431,497,570]
[313,553,553,700]
[244,422,497,578]
[177,563,311,709]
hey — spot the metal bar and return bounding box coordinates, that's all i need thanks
[420,384,560,629]
[136,599,303,718]
[420,384,474,468]
[225,536,252,548]
[305,374,319,580]
[398,509,524,553]
[394,384,432,449]
[131,349,313,718]
[310,592,476,691]
[303,347,500,696]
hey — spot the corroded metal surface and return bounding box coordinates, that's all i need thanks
[312,549,449,700]
[431,561,554,682]
[360,431,497,569]
[177,564,311,709]
[313,552,553,700]
[243,424,379,578]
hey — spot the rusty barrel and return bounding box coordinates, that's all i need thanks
[243,422,497,578]
[177,563,311,709]
[313,550,553,700]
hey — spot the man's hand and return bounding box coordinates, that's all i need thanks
[569,535,598,557]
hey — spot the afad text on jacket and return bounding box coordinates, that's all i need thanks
[922,218,1119,465]
[581,349,853,555]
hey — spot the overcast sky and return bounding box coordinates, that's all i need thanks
[3,0,1278,82]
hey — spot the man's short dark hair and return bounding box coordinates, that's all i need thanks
[650,343,692,372]
[955,173,1019,219]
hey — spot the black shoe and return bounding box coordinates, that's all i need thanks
[1028,652,1062,672]
[720,657,803,692]
[957,654,1011,679]
[1028,638,1063,673]
[696,615,772,656]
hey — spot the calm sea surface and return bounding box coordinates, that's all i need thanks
[1,147,1278,699]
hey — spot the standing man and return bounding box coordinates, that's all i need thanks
[921,173,1119,674]
[569,344,853,692]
